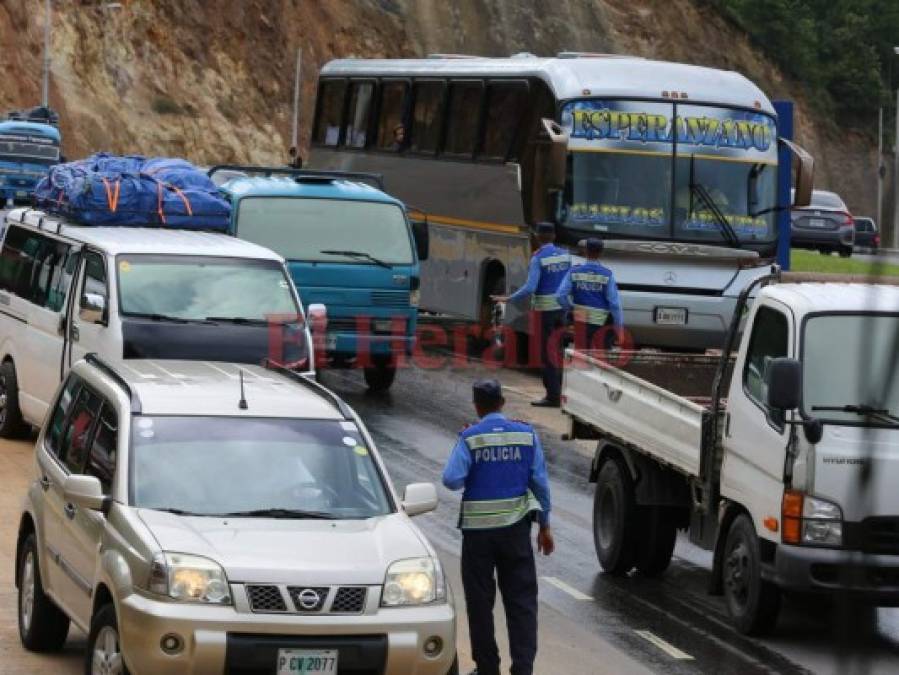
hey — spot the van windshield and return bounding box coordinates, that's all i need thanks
[116,255,299,322]
[803,313,899,426]
[131,416,392,519]
[236,197,415,265]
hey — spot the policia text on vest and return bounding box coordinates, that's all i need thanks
[443,379,553,675]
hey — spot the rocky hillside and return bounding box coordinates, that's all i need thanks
[0,0,879,215]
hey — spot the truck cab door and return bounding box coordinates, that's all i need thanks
[721,301,794,539]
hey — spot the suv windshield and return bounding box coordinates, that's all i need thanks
[560,99,778,246]
[803,313,899,426]
[131,417,393,518]
[117,255,299,322]
[236,197,415,265]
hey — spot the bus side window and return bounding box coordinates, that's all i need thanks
[376,81,409,151]
[410,80,445,155]
[344,81,374,149]
[444,80,484,157]
[481,81,528,161]
[312,80,347,147]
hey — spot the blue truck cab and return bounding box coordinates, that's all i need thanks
[0,118,61,204]
[212,166,427,391]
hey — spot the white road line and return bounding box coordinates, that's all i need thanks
[634,630,695,661]
[540,576,593,601]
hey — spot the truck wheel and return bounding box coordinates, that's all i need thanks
[0,361,28,438]
[723,514,781,635]
[635,506,677,577]
[18,533,70,652]
[593,457,637,575]
[363,357,396,392]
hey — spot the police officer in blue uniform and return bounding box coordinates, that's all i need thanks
[492,222,570,407]
[443,379,554,675]
[556,237,623,350]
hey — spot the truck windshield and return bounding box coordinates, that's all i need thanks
[803,313,899,426]
[560,99,778,246]
[131,417,392,519]
[0,133,60,165]
[236,197,415,265]
[116,255,299,322]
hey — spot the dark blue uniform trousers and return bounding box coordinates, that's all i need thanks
[538,310,563,402]
[461,517,538,675]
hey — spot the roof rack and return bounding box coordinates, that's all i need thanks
[262,360,354,420]
[556,52,640,59]
[426,53,484,59]
[207,165,385,191]
[84,353,142,413]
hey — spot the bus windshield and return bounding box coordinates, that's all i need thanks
[560,99,778,247]
[237,197,415,265]
[0,133,60,165]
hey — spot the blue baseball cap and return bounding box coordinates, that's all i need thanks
[472,379,503,405]
[536,221,556,235]
[585,237,604,254]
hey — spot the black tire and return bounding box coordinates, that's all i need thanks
[445,655,459,675]
[722,514,781,635]
[470,274,506,357]
[363,358,396,392]
[18,533,69,652]
[0,360,28,438]
[593,457,638,575]
[86,603,129,675]
[635,506,678,577]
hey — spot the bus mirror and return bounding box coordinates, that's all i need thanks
[407,207,429,261]
[779,138,814,208]
[541,118,568,191]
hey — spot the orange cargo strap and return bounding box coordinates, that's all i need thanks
[169,185,193,216]
[101,177,120,213]
[156,181,166,224]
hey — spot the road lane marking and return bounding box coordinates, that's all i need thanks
[634,630,694,660]
[541,576,593,600]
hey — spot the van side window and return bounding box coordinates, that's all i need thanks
[48,247,78,312]
[376,81,409,151]
[47,375,82,456]
[444,80,484,157]
[32,239,74,311]
[58,386,103,473]
[0,226,37,298]
[80,252,108,309]
[344,81,374,149]
[86,404,117,493]
[743,306,789,407]
[312,80,347,147]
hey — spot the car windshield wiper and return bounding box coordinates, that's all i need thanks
[811,404,899,425]
[688,154,741,248]
[320,249,391,269]
[125,312,196,324]
[152,507,206,516]
[220,508,338,520]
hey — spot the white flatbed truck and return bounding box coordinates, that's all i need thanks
[562,270,899,634]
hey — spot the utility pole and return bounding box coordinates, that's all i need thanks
[895,78,899,248]
[41,0,52,107]
[291,48,302,154]
[878,107,884,230]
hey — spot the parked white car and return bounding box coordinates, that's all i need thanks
[16,356,456,674]
[0,207,316,438]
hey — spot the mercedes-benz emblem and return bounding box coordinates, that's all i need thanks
[663,271,677,285]
[297,588,321,610]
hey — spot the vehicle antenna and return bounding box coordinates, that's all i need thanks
[239,370,248,410]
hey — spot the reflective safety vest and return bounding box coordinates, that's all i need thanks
[459,416,542,530]
[532,244,570,311]
[569,261,615,325]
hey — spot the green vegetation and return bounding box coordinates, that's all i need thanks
[790,250,899,276]
[151,96,182,115]
[707,0,899,127]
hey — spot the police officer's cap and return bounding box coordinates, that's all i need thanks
[585,237,604,254]
[472,378,503,406]
[536,221,556,235]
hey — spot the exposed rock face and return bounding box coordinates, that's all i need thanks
[0,0,877,214]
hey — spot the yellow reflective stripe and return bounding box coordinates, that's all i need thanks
[571,272,609,284]
[540,255,569,267]
[460,491,542,530]
[573,304,609,325]
[465,431,534,450]
[532,294,560,311]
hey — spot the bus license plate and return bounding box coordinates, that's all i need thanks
[654,307,688,325]
[277,649,338,674]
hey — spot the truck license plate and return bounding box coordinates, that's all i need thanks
[654,307,688,325]
[808,218,826,228]
[277,649,338,674]
[325,334,337,350]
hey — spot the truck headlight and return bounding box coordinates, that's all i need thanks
[148,552,232,604]
[409,289,420,307]
[782,491,843,547]
[381,557,445,606]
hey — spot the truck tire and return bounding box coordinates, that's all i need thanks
[593,457,638,575]
[635,506,677,577]
[0,361,28,438]
[18,533,70,652]
[363,357,396,392]
[722,514,781,635]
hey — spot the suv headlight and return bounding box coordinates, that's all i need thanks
[148,552,232,604]
[381,557,445,606]
[782,491,843,547]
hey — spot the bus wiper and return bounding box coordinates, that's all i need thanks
[320,249,391,269]
[812,404,899,424]
[220,508,338,519]
[689,154,741,248]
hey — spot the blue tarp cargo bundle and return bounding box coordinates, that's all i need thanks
[33,153,231,230]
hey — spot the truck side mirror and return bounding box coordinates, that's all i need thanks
[765,357,802,411]
[540,118,569,192]
[408,209,429,262]
[779,138,814,208]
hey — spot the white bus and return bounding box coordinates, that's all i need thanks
[308,53,812,349]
